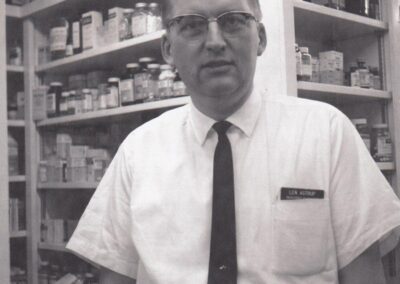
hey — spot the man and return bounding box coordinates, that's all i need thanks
[67,0,400,283]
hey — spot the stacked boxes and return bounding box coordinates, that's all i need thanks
[318,50,344,85]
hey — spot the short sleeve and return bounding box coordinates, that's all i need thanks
[329,110,400,269]
[66,142,139,279]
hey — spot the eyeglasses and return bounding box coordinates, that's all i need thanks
[166,11,258,42]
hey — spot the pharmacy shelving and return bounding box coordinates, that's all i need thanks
[6,4,22,19]
[9,175,26,183]
[8,120,25,128]
[38,242,67,253]
[10,230,27,239]
[379,162,396,172]
[37,182,98,190]
[36,96,189,127]
[7,64,24,73]
[36,30,165,75]
[297,81,392,103]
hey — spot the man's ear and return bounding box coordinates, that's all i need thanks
[161,34,174,66]
[257,23,267,56]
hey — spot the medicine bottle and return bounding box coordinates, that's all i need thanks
[132,3,148,37]
[173,72,187,97]
[47,82,63,118]
[329,0,345,10]
[8,133,19,176]
[299,47,312,81]
[121,63,140,106]
[295,44,302,81]
[59,91,70,116]
[158,64,175,99]
[9,40,22,66]
[135,57,156,103]
[50,17,69,60]
[38,161,48,184]
[147,3,162,34]
[357,60,371,88]
[98,83,108,110]
[371,124,393,162]
[8,102,18,119]
[67,90,76,115]
[120,8,134,41]
[351,118,371,151]
[107,77,120,108]
[147,63,161,101]
[370,67,381,90]
[82,88,93,112]
[74,89,84,114]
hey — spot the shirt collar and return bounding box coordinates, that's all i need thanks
[189,88,263,145]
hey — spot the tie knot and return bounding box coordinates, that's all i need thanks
[213,121,231,136]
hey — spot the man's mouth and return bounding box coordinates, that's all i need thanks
[203,60,233,69]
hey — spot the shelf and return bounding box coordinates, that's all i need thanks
[22,0,65,18]
[8,120,25,128]
[294,0,388,42]
[37,96,190,127]
[297,81,391,104]
[378,162,395,171]
[10,231,27,238]
[6,5,22,18]
[38,182,98,190]
[9,175,26,183]
[7,65,24,73]
[36,30,165,75]
[38,242,67,252]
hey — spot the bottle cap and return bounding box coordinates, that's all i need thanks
[148,64,160,69]
[135,3,148,8]
[160,64,173,70]
[108,77,120,83]
[50,82,63,87]
[299,47,309,53]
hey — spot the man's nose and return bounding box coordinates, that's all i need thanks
[204,21,226,53]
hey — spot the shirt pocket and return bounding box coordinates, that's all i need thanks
[271,199,330,276]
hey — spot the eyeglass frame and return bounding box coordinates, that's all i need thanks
[165,10,260,40]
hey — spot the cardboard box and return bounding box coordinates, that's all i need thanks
[33,86,49,121]
[67,145,89,158]
[107,7,125,44]
[82,11,103,50]
[319,51,343,71]
[320,70,344,85]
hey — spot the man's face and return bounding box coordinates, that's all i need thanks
[162,0,266,104]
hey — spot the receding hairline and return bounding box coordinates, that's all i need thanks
[162,0,262,25]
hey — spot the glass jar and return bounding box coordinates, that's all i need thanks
[121,63,140,106]
[8,102,18,119]
[47,82,63,118]
[329,0,345,10]
[135,57,156,102]
[299,47,312,81]
[158,64,175,99]
[74,89,84,114]
[132,3,148,37]
[147,63,161,101]
[107,77,120,108]
[371,124,393,162]
[147,3,162,34]
[38,161,48,184]
[98,83,108,110]
[67,90,76,115]
[59,91,69,116]
[119,8,134,41]
[82,88,93,112]
[50,17,69,60]
[8,133,19,176]
[173,72,187,97]
[357,60,371,88]
[9,40,22,66]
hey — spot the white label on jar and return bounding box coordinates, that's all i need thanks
[301,63,312,77]
[120,79,135,103]
[99,94,107,109]
[50,27,68,52]
[131,15,147,36]
[75,99,83,114]
[60,101,68,113]
[377,137,392,155]
[158,79,174,89]
[351,72,360,87]
[72,21,81,49]
[46,93,56,113]
[147,15,159,33]
[107,87,119,108]
[84,94,93,112]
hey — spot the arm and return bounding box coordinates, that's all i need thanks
[338,241,386,284]
[100,267,136,284]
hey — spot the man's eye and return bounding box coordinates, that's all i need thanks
[180,20,204,32]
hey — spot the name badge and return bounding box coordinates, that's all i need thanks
[281,187,324,200]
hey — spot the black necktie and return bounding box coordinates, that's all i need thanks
[208,121,237,284]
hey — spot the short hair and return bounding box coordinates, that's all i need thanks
[162,0,262,27]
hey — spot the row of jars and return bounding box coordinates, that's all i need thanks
[46,58,187,118]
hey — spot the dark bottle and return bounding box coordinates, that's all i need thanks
[46,82,63,118]
[121,63,140,106]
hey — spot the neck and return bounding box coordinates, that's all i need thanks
[190,85,253,121]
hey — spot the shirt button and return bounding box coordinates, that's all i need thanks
[219,265,228,271]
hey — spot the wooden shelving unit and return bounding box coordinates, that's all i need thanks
[38,182,98,190]
[9,175,26,183]
[5,4,22,18]
[38,242,67,252]
[7,65,24,73]
[8,120,25,128]
[10,230,27,239]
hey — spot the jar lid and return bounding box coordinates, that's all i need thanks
[148,63,160,69]
[61,91,70,97]
[123,8,134,13]
[351,118,367,125]
[372,123,388,129]
[82,88,90,93]
[160,64,173,70]
[108,77,120,83]
[50,82,63,86]
[139,57,156,63]
[135,2,148,8]
[299,47,309,53]
[127,63,140,68]
[69,90,76,95]
[149,3,159,8]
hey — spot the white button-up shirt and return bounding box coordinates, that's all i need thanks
[67,87,400,283]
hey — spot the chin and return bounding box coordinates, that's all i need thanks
[202,79,240,98]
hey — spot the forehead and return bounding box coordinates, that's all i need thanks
[167,0,252,17]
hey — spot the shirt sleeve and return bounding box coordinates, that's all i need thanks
[329,110,400,269]
[66,142,139,279]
